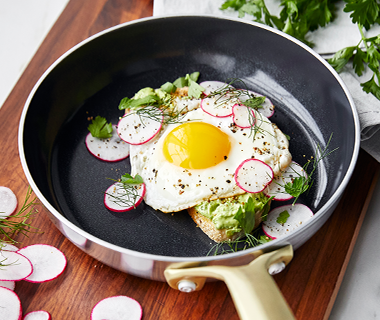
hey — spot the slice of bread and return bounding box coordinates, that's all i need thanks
[187,207,244,243]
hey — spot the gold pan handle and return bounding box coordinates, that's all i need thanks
[165,245,295,320]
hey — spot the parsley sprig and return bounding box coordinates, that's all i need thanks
[88,116,113,139]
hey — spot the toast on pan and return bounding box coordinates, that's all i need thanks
[187,193,269,243]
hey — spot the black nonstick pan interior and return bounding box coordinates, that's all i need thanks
[22,16,356,257]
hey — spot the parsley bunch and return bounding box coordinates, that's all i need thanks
[221,0,339,47]
[329,1,380,99]
[220,0,380,100]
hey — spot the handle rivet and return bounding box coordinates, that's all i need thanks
[177,280,196,292]
[268,262,286,275]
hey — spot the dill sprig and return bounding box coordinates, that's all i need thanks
[208,231,271,256]
[105,174,144,209]
[133,103,189,126]
[0,186,39,246]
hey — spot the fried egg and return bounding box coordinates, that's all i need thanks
[129,101,292,213]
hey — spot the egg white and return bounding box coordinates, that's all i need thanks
[129,103,291,213]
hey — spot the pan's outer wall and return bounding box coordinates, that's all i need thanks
[20,16,359,280]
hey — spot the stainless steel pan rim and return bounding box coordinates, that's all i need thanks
[18,14,360,264]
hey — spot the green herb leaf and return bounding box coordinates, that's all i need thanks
[344,0,380,30]
[276,210,290,224]
[173,76,188,88]
[118,95,160,110]
[220,0,247,11]
[234,197,257,234]
[243,95,266,109]
[189,71,200,82]
[120,173,144,185]
[186,74,205,99]
[328,46,356,73]
[88,116,113,139]
[285,176,309,199]
[361,74,380,100]
[353,47,366,76]
[161,82,177,93]
[258,234,272,244]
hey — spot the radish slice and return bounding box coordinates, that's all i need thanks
[1,243,19,251]
[91,295,142,320]
[199,80,233,95]
[17,244,67,283]
[264,162,308,201]
[0,280,16,291]
[23,310,51,320]
[200,95,237,117]
[117,109,163,145]
[0,186,18,218]
[262,204,314,239]
[0,286,22,320]
[232,104,256,128]
[104,182,146,212]
[238,90,275,118]
[235,159,274,193]
[85,125,130,162]
[0,251,33,281]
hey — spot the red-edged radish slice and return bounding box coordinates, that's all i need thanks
[17,244,67,283]
[1,243,19,252]
[264,162,307,201]
[0,280,16,291]
[117,109,163,145]
[0,286,22,320]
[23,310,51,320]
[200,95,237,117]
[91,295,143,320]
[232,104,256,128]
[238,90,275,118]
[0,186,18,218]
[262,204,314,239]
[104,182,146,212]
[235,159,274,193]
[199,80,233,95]
[86,125,130,162]
[0,251,33,281]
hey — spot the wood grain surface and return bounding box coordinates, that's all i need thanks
[1,0,379,319]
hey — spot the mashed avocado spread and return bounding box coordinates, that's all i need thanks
[194,193,269,236]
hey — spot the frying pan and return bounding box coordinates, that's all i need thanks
[18,15,359,320]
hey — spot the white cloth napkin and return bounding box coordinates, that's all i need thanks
[153,0,380,162]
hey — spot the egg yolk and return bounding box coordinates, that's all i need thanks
[163,122,231,169]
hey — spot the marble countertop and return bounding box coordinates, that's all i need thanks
[1,1,380,319]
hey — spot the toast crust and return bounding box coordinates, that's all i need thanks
[187,207,244,243]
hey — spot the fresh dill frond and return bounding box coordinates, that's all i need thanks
[105,183,143,209]
[105,174,144,209]
[207,229,272,256]
[0,186,40,245]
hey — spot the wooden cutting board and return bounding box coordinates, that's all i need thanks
[1,0,379,319]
